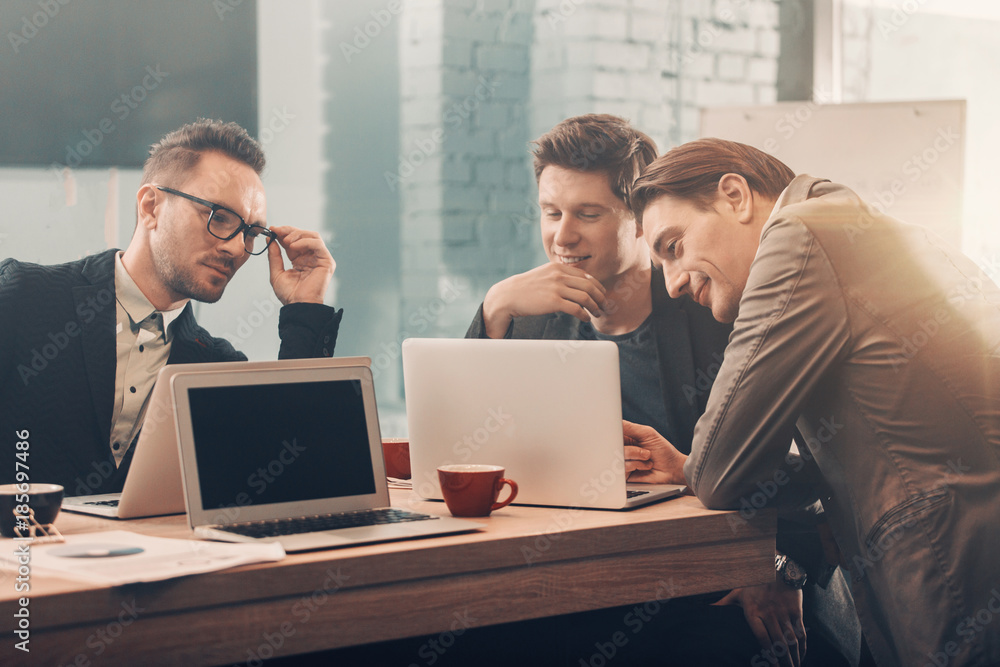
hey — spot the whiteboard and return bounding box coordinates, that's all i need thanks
[701,100,965,245]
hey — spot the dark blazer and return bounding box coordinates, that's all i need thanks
[466,265,732,454]
[0,249,342,495]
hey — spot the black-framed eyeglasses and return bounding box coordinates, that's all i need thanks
[156,186,276,255]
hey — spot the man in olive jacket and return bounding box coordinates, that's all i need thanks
[628,137,1000,666]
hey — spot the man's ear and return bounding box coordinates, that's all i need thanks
[136,184,160,231]
[716,173,754,224]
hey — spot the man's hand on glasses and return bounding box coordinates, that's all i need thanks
[266,226,336,305]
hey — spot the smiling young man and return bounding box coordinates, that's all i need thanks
[468,115,731,450]
[626,137,1000,667]
[467,117,861,667]
[0,119,341,496]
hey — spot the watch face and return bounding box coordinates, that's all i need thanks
[786,561,803,580]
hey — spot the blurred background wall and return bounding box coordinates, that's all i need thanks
[2,0,998,432]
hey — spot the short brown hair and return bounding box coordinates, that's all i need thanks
[630,138,795,225]
[532,114,658,204]
[141,118,265,186]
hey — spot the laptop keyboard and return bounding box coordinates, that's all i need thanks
[84,499,120,507]
[215,508,439,538]
[626,490,650,499]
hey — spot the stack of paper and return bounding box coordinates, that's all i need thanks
[1,530,285,585]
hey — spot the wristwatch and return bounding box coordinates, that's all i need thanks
[775,553,808,589]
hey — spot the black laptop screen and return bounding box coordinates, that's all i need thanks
[187,379,376,510]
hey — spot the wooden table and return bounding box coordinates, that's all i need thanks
[1,490,774,666]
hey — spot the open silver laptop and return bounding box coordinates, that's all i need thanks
[402,338,685,510]
[172,363,481,552]
[62,357,372,519]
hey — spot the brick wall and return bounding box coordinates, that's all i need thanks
[397,0,782,344]
[398,0,537,341]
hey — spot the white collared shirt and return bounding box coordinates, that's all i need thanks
[109,252,184,466]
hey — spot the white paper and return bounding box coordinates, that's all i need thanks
[0,530,285,586]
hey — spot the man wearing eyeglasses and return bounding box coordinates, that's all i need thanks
[0,119,341,496]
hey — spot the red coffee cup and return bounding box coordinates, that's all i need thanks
[381,438,411,479]
[437,464,518,517]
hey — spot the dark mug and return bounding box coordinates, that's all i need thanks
[0,483,64,537]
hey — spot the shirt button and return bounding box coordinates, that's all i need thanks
[323,336,330,344]
[130,386,137,393]
[139,345,145,352]
[112,442,120,451]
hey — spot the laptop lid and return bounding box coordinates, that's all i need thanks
[173,364,390,529]
[402,338,682,510]
[62,357,372,519]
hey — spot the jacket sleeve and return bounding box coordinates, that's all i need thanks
[465,302,513,339]
[684,216,851,509]
[0,259,18,386]
[277,303,343,359]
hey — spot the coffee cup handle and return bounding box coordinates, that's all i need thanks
[491,478,518,511]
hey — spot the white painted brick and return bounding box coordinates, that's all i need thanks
[442,10,502,41]
[566,42,597,68]
[755,84,777,105]
[497,129,531,158]
[401,213,443,242]
[533,41,565,70]
[471,0,512,13]
[475,159,505,186]
[627,72,665,104]
[633,0,669,12]
[442,128,497,156]
[681,78,697,100]
[696,80,755,107]
[747,1,779,28]
[638,104,676,138]
[593,9,628,39]
[716,53,746,80]
[402,99,445,127]
[475,102,510,129]
[442,157,473,183]
[712,1,742,27]
[441,213,478,242]
[594,41,651,70]
[593,100,642,122]
[489,190,532,213]
[714,27,757,54]
[480,72,529,101]
[505,161,533,189]
[748,56,777,84]
[401,246,444,272]
[679,105,700,142]
[401,68,442,98]
[498,13,533,43]
[842,4,872,36]
[479,213,518,245]
[630,11,669,43]
[404,9,444,41]
[562,8,626,40]
[475,44,529,72]
[445,186,490,213]
[684,51,715,78]
[682,0,713,20]
[406,184,445,212]
[757,28,780,57]
[592,70,627,99]
[405,38,473,68]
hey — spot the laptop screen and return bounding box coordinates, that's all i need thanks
[186,379,376,510]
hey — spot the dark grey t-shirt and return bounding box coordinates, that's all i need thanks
[580,315,674,442]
